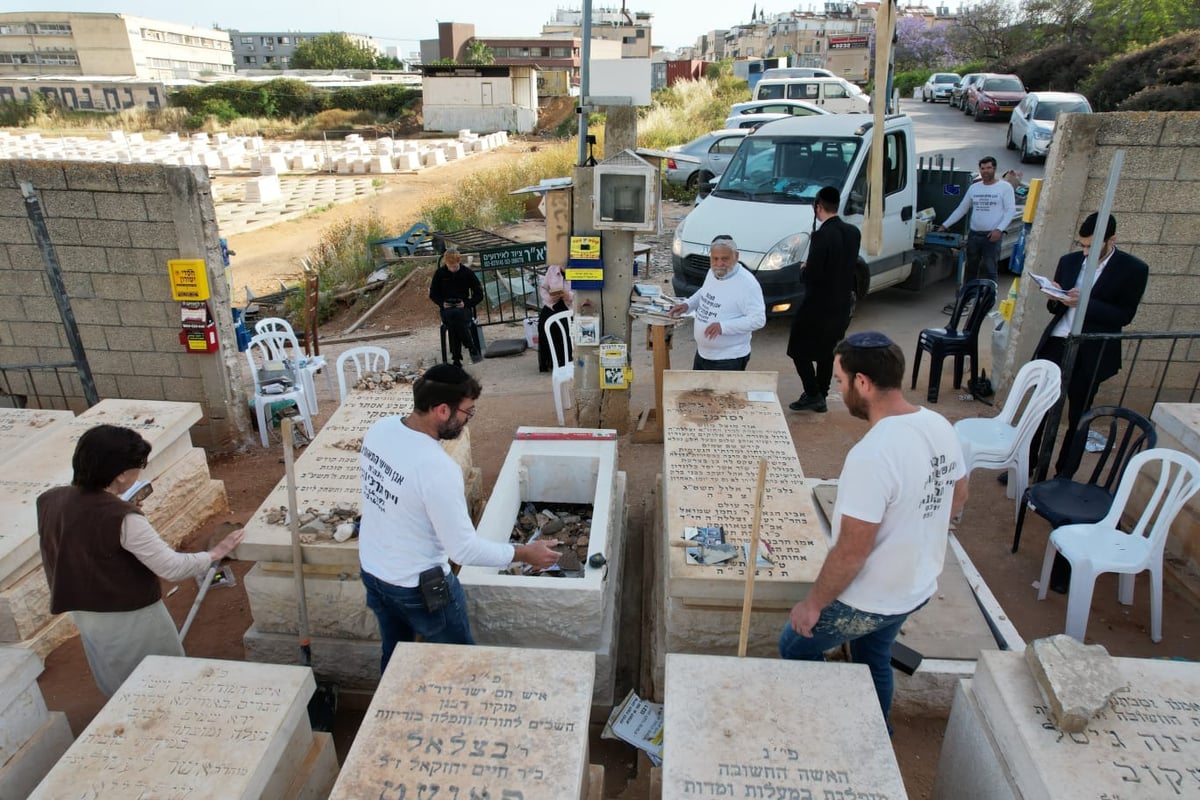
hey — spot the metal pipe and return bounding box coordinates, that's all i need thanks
[577,0,593,166]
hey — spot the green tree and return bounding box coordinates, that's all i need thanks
[464,39,495,65]
[948,0,1032,64]
[1088,0,1200,52]
[290,33,379,70]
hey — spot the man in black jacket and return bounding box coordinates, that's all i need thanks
[1033,212,1149,474]
[787,186,862,412]
[429,246,484,365]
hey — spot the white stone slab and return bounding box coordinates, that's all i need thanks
[237,387,472,565]
[423,148,447,167]
[0,400,202,583]
[0,409,74,468]
[31,656,316,800]
[663,371,828,608]
[0,645,48,763]
[663,654,907,799]
[967,650,1200,799]
[329,643,594,800]
[0,711,73,800]
[1152,403,1200,456]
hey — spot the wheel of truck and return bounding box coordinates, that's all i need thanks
[852,264,870,318]
[1006,126,1016,150]
[974,107,985,122]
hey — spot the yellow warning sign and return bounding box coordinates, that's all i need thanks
[168,259,211,301]
[565,268,604,281]
[570,236,601,260]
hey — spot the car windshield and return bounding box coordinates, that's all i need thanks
[713,135,860,205]
[933,74,958,84]
[982,78,1023,92]
[1033,100,1091,120]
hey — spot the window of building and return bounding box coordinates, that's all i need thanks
[39,53,78,65]
[35,23,73,35]
[260,36,271,45]
[636,29,645,38]
[240,36,254,44]
[244,56,257,64]
[0,53,35,64]
[550,47,569,57]
[622,36,636,44]
[278,36,290,44]
[264,56,275,63]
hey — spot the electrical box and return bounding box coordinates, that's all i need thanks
[593,150,659,233]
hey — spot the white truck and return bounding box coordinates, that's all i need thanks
[671,113,1023,316]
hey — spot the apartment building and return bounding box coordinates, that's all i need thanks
[227,30,381,70]
[542,7,653,59]
[0,12,233,80]
[427,22,621,89]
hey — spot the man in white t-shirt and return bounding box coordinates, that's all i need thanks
[779,332,968,728]
[935,156,1016,283]
[359,364,560,673]
[669,235,766,370]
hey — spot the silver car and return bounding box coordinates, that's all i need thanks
[921,72,961,103]
[725,99,830,129]
[665,129,750,189]
[1006,91,1093,163]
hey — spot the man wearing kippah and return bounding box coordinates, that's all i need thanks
[780,333,968,731]
[668,235,766,371]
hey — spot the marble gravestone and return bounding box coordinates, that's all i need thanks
[330,643,594,800]
[0,646,73,799]
[660,370,829,658]
[663,653,907,800]
[934,650,1200,799]
[0,409,73,467]
[30,656,337,800]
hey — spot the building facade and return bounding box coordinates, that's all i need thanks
[542,7,653,59]
[0,12,233,81]
[227,30,380,71]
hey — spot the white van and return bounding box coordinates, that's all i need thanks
[760,67,836,80]
[752,77,870,113]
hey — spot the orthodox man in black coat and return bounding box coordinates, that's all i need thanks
[787,186,862,413]
[429,245,485,365]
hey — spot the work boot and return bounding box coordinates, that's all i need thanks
[788,393,827,413]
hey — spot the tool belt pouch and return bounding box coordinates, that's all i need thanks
[418,566,450,612]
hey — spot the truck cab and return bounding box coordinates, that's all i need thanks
[672,114,918,316]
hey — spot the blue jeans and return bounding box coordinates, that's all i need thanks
[362,569,475,674]
[778,599,924,726]
[693,352,750,371]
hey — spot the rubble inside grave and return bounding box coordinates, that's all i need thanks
[505,501,593,578]
[263,503,359,543]
[351,366,422,393]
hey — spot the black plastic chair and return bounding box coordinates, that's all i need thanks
[1011,405,1157,553]
[910,279,997,402]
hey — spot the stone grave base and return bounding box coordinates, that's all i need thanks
[244,563,380,640]
[19,613,77,662]
[282,732,339,799]
[243,625,383,689]
[0,711,73,800]
[931,681,1019,800]
[0,561,53,642]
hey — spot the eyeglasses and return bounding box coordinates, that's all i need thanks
[454,405,477,420]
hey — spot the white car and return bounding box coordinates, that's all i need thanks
[725,99,830,129]
[921,72,961,103]
[1006,91,1093,163]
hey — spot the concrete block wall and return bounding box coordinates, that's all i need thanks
[0,161,251,450]
[1001,112,1200,417]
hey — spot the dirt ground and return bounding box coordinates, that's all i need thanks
[35,141,1200,800]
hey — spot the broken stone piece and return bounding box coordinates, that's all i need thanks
[334,522,356,542]
[542,518,565,535]
[1024,634,1129,733]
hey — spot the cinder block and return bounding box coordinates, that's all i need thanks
[4,270,47,296]
[0,217,34,246]
[39,190,97,219]
[137,275,175,303]
[62,161,120,191]
[9,163,68,190]
[83,349,134,375]
[53,245,109,273]
[19,297,59,323]
[44,218,81,246]
[1161,116,1200,147]
[114,373,164,398]
[132,352,181,378]
[127,221,176,249]
[1079,177,1148,212]
[104,325,155,351]
[1143,181,1200,214]
[0,187,24,217]
[76,219,131,248]
[114,164,168,194]
[1094,114,1166,147]
[94,192,149,221]
[93,273,143,301]
[162,377,205,402]
[69,298,121,325]
[118,300,174,327]
[6,244,40,270]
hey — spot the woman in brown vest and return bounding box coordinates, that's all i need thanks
[37,425,244,696]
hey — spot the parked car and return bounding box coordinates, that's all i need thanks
[1006,91,1093,163]
[965,74,1027,121]
[665,129,751,189]
[725,99,830,128]
[761,67,836,79]
[921,72,961,103]
[950,73,983,109]
[724,113,794,130]
[752,77,871,113]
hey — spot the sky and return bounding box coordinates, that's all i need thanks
[17,0,766,54]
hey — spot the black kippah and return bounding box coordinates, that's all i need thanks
[845,331,894,348]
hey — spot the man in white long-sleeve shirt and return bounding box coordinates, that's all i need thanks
[668,235,767,370]
[935,156,1016,283]
[359,364,560,672]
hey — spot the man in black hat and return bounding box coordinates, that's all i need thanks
[787,186,861,412]
[780,333,968,730]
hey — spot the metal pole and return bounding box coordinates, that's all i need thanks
[1032,150,1124,481]
[19,182,100,407]
[577,0,592,166]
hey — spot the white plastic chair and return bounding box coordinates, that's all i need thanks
[1037,448,1200,643]
[545,309,574,425]
[335,346,391,403]
[954,359,1061,518]
[253,317,332,413]
[245,332,315,448]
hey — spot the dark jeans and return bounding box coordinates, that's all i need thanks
[693,353,751,371]
[440,306,479,364]
[779,599,924,727]
[1029,337,1103,477]
[790,314,849,397]
[362,569,474,675]
[965,230,1000,284]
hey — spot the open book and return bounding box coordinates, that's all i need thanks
[1028,273,1072,301]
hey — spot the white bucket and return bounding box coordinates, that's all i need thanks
[523,317,540,348]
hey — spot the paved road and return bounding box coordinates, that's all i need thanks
[902,94,1047,183]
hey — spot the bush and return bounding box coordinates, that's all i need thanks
[1005,44,1103,93]
[895,69,931,95]
[1081,30,1200,111]
[1119,83,1200,110]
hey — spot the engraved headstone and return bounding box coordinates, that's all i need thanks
[935,650,1200,799]
[31,656,331,800]
[663,653,907,799]
[330,643,594,800]
[0,409,73,468]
